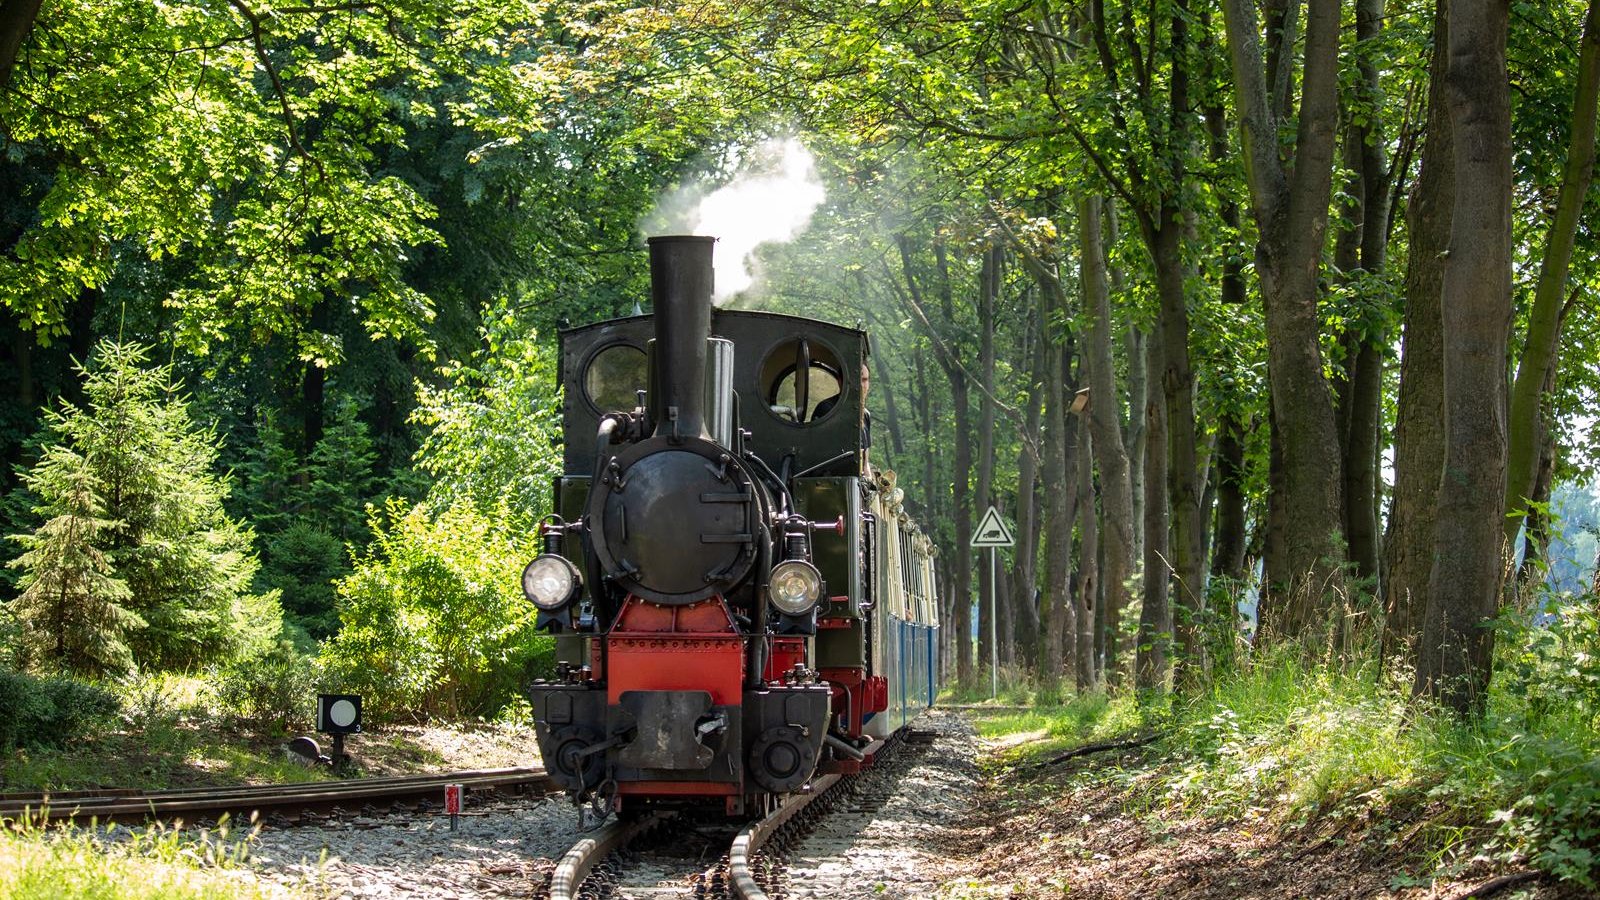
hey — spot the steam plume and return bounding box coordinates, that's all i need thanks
[647,138,826,304]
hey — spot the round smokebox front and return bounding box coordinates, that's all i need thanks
[588,436,758,605]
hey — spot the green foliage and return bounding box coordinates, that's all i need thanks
[319,499,552,721]
[2,671,330,792]
[258,523,346,640]
[0,0,527,356]
[1500,597,1600,726]
[304,399,380,541]
[411,309,563,533]
[972,593,1600,887]
[215,640,316,736]
[0,600,19,670]
[1157,632,1600,886]
[234,400,383,639]
[971,690,1144,748]
[8,341,281,674]
[0,670,120,752]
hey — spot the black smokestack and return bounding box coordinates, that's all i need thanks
[647,235,715,440]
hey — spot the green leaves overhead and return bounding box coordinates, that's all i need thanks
[0,0,545,357]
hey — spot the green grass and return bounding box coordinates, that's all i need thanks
[0,818,300,900]
[3,672,333,792]
[972,690,1142,743]
[965,629,1600,888]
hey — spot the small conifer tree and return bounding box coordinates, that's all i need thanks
[9,340,281,673]
[8,447,142,676]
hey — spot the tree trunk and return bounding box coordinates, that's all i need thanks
[1111,202,1146,570]
[1383,0,1453,660]
[1518,422,1557,585]
[1151,221,1206,685]
[976,246,999,679]
[1081,195,1135,686]
[1042,327,1072,687]
[0,0,44,90]
[1222,0,1347,636]
[1076,421,1098,691]
[1504,0,1600,543]
[1137,324,1171,691]
[1205,97,1250,588]
[1211,412,1249,581]
[1012,300,1047,671]
[1330,0,1394,594]
[942,248,975,687]
[871,350,906,463]
[1414,0,1512,718]
[998,540,1015,669]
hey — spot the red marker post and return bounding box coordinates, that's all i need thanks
[444,783,463,831]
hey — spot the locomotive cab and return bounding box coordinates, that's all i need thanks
[525,236,936,817]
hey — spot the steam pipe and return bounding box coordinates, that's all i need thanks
[646,235,716,440]
[826,733,865,762]
[748,523,770,688]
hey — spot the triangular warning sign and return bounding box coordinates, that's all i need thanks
[970,505,1016,548]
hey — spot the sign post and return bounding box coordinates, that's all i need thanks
[444,783,463,831]
[971,505,1016,700]
[315,693,362,770]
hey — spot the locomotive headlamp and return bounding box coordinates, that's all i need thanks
[523,554,581,610]
[768,559,823,615]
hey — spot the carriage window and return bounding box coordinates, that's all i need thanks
[760,338,845,424]
[584,344,647,413]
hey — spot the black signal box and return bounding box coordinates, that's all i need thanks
[316,693,363,735]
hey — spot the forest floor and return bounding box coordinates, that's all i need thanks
[941,712,1587,900]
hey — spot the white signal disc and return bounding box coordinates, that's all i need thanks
[329,699,357,728]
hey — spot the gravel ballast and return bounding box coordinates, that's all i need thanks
[101,710,979,898]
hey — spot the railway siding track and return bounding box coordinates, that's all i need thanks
[0,766,558,826]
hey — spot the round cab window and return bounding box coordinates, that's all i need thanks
[761,338,845,425]
[584,344,647,413]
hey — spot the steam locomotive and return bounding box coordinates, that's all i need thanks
[523,236,940,817]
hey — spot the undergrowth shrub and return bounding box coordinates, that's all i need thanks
[114,671,212,732]
[215,641,316,734]
[0,671,120,750]
[258,523,346,640]
[319,500,552,722]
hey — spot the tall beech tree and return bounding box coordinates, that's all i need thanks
[1414,0,1514,716]
[1384,0,1453,658]
[1080,195,1135,687]
[1221,0,1347,633]
[1331,0,1400,591]
[1073,0,1208,682]
[1137,323,1172,690]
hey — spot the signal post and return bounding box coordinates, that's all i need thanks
[971,506,1016,700]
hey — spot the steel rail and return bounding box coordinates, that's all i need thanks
[0,766,556,825]
[548,812,671,900]
[728,773,842,900]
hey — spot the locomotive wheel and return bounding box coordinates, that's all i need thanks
[749,725,815,794]
[549,725,605,791]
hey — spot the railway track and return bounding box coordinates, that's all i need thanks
[544,730,932,900]
[0,766,559,826]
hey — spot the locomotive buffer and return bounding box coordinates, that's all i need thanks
[971,505,1015,700]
